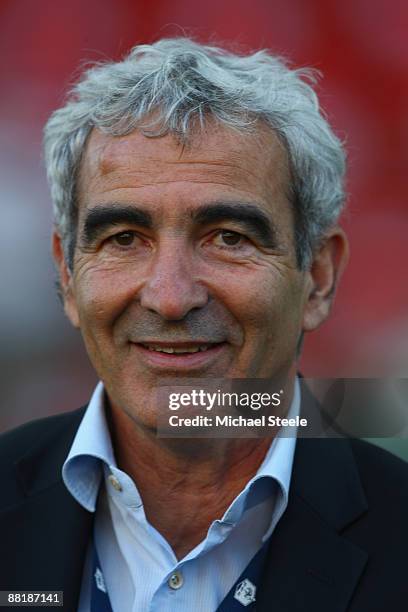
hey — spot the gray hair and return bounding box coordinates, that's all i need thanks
[43,37,346,269]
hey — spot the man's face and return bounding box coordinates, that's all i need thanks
[58,123,313,427]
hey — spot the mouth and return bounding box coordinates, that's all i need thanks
[131,341,227,370]
[141,342,214,354]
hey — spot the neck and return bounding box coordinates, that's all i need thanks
[107,381,294,558]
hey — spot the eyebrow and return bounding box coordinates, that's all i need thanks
[81,206,153,244]
[193,202,278,246]
[80,201,278,247]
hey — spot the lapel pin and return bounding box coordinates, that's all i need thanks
[94,567,107,593]
[234,579,256,606]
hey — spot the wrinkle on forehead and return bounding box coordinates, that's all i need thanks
[78,123,290,205]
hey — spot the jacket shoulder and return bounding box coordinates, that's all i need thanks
[350,438,408,495]
[346,439,408,549]
[0,408,86,465]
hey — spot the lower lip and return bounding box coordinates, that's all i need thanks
[131,343,227,370]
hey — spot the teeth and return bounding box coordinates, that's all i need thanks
[143,344,210,354]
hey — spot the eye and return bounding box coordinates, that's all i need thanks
[214,230,245,247]
[112,231,136,247]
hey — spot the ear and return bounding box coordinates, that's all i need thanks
[52,231,80,328]
[302,227,349,332]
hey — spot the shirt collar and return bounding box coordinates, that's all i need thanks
[219,378,299,540]
[62,378,299,521]
[62,382,116,511]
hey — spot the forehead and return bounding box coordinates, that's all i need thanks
[78,121,290,209]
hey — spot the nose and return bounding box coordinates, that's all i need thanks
[139,240,209,320]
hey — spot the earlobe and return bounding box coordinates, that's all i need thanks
[302,228,349,332]
[52,231,80,328]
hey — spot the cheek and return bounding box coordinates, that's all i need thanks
[73,264,140,330]
[223,270,305,348]
[71,271,129,377]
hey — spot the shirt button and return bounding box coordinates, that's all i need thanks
[168,571,184,590]
[108,474,122,492]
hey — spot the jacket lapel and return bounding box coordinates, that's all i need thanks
[257,409,369,612]
[0,408,93,611]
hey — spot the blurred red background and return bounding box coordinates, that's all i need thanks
[0,0,407,432]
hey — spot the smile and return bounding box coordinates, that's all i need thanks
[131,341,227,370]
[141,343,212,354]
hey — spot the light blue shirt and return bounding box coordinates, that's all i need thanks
[63,380,299,612]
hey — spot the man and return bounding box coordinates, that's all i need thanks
[0,38,407,611]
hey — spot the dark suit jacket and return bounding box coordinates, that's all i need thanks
[1,401,408,611]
